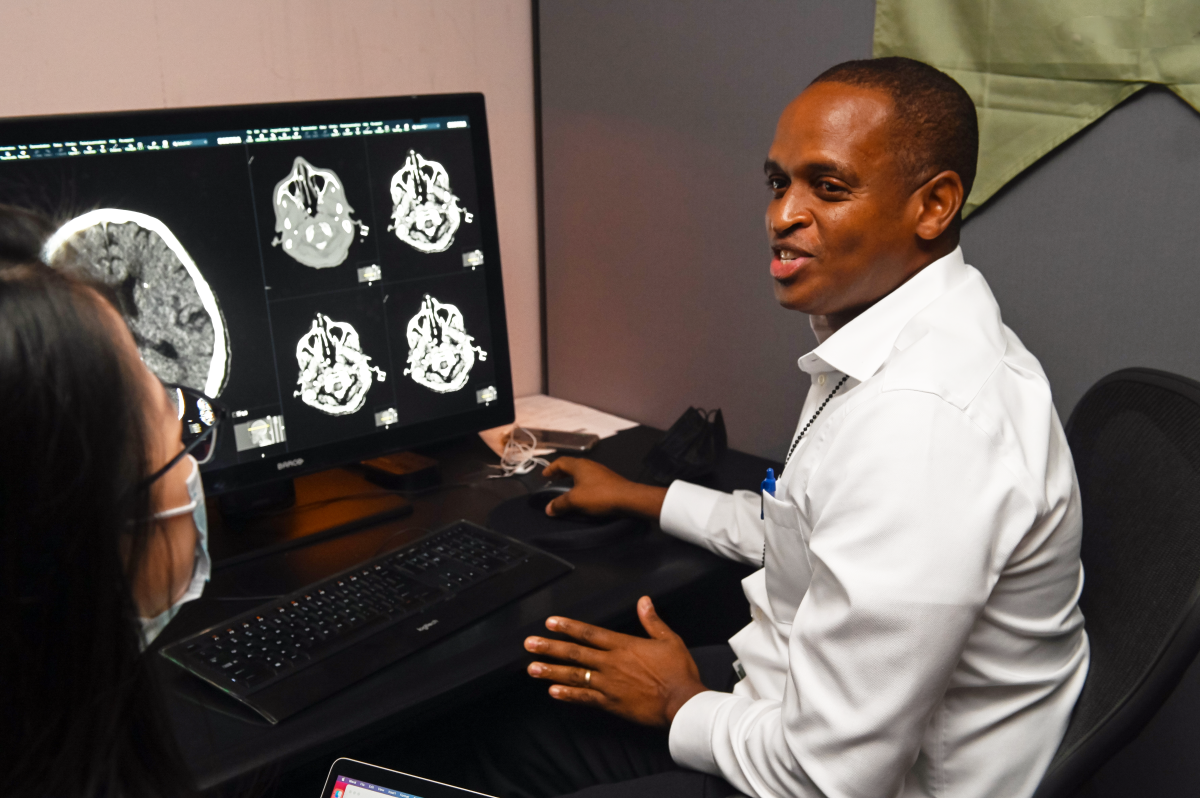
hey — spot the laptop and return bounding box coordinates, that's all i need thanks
[320,758,495,798]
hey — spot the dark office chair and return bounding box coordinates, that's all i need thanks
[1033,368,1200,798]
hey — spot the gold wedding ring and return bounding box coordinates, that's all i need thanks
[584,670,592,684]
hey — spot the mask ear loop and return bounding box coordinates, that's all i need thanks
[490,425,550,478]
[148,456,201,520]
[138,456,210,648]
[152,500,198,521]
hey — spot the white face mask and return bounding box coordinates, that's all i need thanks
[140,455,210,647]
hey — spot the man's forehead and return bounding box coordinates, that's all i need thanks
[783,81,894,125]
[768,83,895,164]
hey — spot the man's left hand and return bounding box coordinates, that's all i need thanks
[524,596,708,727]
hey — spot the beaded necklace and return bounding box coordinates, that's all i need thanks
[762,374,850,566]
[783,374,849,467]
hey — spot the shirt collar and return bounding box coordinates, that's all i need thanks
[798,247,969,380]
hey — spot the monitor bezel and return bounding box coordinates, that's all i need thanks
[0,93,515,495]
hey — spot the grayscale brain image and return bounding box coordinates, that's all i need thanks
[388,149,473,254]
[404,294,487,394]
[50,209,230,397]
[271,156,368,268]
[294,313,386,416]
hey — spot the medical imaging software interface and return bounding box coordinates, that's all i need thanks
[1,114,501,471]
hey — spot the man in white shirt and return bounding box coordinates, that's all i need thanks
[510,57,1090,798]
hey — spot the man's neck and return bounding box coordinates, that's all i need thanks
[819,237,958,335]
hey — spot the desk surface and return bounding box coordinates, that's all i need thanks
[159,426,772,790]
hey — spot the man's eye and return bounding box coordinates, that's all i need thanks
[816,180,844,193]
[766,176,787,191]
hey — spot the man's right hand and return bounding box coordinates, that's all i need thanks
[541,458,668,520]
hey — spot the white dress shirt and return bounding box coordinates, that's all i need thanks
[661,248,1089,798]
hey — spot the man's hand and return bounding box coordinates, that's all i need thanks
[541,458,667,519]
[524,596,707,727]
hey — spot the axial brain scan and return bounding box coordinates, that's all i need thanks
[388,149,473,254]
[44,209,229,397]
[404,294,487,394]
[294,313,386,416]
[271,156,368,268]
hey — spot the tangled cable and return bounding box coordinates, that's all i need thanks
[489,425,550,478]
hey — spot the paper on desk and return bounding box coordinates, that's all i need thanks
[478,394,639,457]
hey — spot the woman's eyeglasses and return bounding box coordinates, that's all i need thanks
[144,383,229,486]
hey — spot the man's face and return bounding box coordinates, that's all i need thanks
[765,83,917,317]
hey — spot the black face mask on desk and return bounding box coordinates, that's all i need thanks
[641,407,728,486]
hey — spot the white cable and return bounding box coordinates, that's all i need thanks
[489,425,550,478]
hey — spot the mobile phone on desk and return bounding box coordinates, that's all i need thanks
[523,428,600,451]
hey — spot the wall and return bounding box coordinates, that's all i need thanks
[0,0,542,397]
[962,85,1200,419]
[539,0,1200,463]
[540,0,877,460]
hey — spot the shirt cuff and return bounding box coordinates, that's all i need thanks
[659,480,725,546]
[668,690,738,776]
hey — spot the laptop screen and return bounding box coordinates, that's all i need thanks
[331,775,424,798]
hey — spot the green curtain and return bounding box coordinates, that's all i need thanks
[874,0,1200,215]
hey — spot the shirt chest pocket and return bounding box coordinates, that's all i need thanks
[761,489,813,623]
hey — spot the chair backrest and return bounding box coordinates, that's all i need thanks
[1034,368,1200,798]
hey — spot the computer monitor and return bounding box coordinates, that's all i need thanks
[0,94,514,496]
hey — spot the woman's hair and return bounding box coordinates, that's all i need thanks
[0,204,194,797]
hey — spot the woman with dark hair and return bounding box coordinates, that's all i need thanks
[0,204,206,797]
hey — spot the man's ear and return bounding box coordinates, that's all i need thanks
[913,171,964,241]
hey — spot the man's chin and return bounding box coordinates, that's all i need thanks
[772,280,819,312]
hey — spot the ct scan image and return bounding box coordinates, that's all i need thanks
[271,156,369,269]
[250,138,382,300]
[384,271,496,423]
[45,208,230,398]
[403,293,487,394]
[294,312,387,416]
[365,130,483,278]
[387,149,473,254]
[269,286,396,451]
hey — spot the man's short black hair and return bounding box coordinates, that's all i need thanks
[810,56,979,203]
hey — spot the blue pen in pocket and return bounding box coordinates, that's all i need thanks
[761,467,776,519]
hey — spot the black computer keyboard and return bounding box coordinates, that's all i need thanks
[160,520,573,723]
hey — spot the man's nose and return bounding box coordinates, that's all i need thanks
[767,191,812,236]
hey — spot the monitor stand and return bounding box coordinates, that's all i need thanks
[218,478,298,517]
[209,464,422,568]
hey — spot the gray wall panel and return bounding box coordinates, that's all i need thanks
[540,0,876,460]
[540,4,1200,463]
[962,86,1200,419]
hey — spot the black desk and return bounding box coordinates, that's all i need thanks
[158,426,773,791]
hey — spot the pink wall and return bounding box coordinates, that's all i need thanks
[0,0,541,396]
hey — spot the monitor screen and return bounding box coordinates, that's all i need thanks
[0,94,514,495]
